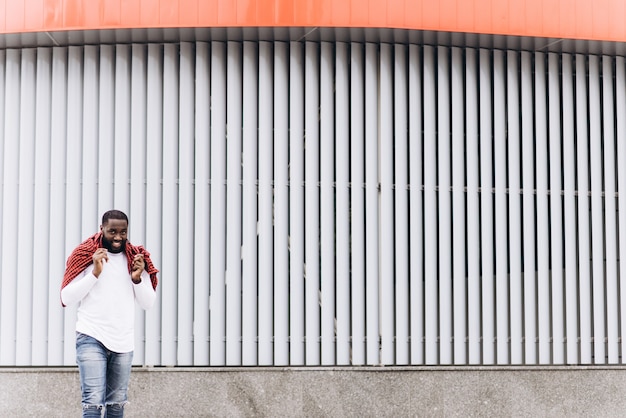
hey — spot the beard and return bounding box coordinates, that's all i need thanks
[101,236,127,254]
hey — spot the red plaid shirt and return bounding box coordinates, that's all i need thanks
[61,232,159,306]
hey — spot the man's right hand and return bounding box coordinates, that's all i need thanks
[92,248,109,278]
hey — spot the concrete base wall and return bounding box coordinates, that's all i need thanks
[1,366,625,417]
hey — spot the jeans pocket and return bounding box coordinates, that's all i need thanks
[76,332,98,349]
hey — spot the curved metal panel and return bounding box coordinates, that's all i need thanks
[0,40,624,369]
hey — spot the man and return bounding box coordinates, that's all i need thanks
[61,209,159,417]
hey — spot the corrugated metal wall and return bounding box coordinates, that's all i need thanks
[1,41,626,367]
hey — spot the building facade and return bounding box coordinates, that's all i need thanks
[1,0,626,368]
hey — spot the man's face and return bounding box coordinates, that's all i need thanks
[100,218,128,253]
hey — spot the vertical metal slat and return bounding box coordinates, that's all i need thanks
[548,53,565,364]
[288,41,305,365]
[394,44,410,365]
[193,42,211,366]
[225,41,243,365]
[408,44,425,365]
[350,43,366,365]
[451,47,467,365]
[274,41,290,366]
[493,49,509,365]
[616,56,626,365]
[258,41,274,365]
[479,48,496,365]
[589,55,606,364]
[144,44,164,366]
[161,43,180,365]
[465,48,481,365]
[602,55,619,364]
[241,41,259,366]
[31,47,53,366]
[379,43,395,365]
[209,41,227,366]
[535,52,551,364]
[320,41,336,366]
[47,47,68,366]
[365,42,380,365]
[335,42,351,365]
[562,54,579,365]
[15,49,36,366]
[177,42,195,366]
[576,54,593,364]
[423,45,438,365]
[63,46,84,365]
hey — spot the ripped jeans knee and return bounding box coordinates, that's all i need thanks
[104,401,128,418]
[81,402,128,418]
[82,403,103,418]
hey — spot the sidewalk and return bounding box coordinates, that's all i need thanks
[2,366,625,417]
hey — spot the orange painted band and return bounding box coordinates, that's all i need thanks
[1,0,625,42]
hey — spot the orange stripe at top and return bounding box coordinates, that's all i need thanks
[1,0,625,42]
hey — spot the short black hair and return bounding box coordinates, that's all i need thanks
[102,209,129,225]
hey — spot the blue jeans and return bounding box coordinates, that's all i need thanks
[76,332,133,418]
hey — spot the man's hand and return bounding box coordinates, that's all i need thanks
[92,248,109,278]
[131,254,145,283]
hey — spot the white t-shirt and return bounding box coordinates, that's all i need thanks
[60,251,156,353]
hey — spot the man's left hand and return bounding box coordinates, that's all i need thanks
[131,254,145,282]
